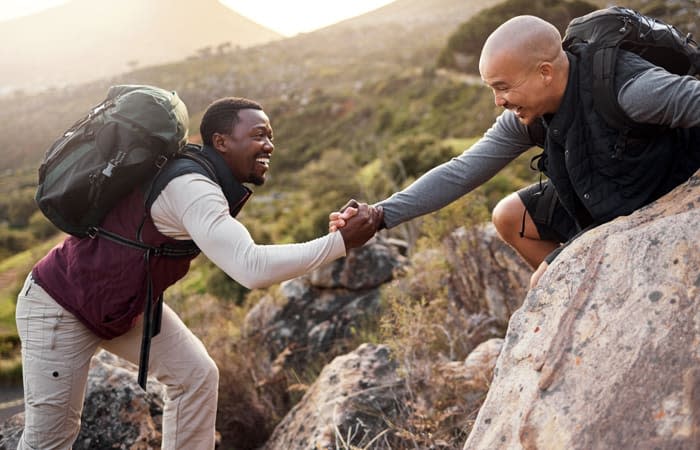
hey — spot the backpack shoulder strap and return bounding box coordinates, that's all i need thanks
[144,145,219,210]
[591,46,634,130]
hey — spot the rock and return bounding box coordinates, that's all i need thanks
[0,350,164,450]
[0,414,23,450]
[77,351,163,450]
[309,238,402,290]
[464,173,700,449]
[262,343,404,450]
[461,338,504,392]
[244,240,402,371]
[444,223,531,324]
[407,338,503,447]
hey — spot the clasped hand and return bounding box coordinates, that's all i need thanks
[329,199,383,249]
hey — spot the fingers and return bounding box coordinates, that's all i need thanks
[329,200,383,246]
[340,199,359,212]
[328,204,359,231]
[339,203,382,249]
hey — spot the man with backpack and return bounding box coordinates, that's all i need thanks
[330,9,700,288]
[16,96,382,449]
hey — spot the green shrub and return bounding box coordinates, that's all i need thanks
[28,210,59,240]
[438,0,598,74]
[206,265,250,306]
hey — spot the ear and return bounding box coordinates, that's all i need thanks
[211,132,227,153]
[539,61,554,85]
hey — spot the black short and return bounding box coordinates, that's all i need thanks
[517,182,578,243]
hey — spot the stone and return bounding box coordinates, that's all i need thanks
[309,238,403,290]
[262,343,404,450]
[464,173,700,449]
[444,223,531,324]
[0,351,164,450]
[244,240,402,372]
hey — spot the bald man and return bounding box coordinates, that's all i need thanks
[332,14,700,288]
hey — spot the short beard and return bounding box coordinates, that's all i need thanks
[249,175,266,186]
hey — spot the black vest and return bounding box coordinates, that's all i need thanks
[536,48,700,228]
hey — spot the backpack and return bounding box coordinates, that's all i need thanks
[35,84,191,238]
[562,6,700,130]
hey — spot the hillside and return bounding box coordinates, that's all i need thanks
[0,0,504,172]
[0,0,281,93]
[438,0,699,73]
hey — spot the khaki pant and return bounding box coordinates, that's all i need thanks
[15,274,219,450]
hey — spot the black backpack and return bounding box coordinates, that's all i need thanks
[562,6,700,130]
[36,84,191,238]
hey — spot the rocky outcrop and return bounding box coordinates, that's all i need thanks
[0,351,164,450]
[260,222,530,449]
[262,343,404,450]
[464,173,700,449]
[244,238,403,371]
[445,224,531,324]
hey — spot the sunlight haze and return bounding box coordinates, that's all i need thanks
[0,0,396,35]
[219,0,395,36]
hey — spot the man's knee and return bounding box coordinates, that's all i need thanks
[492,193,525,241]
[173,354,219,393]
[201,356,219,389]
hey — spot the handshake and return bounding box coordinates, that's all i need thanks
[328,199,384,250]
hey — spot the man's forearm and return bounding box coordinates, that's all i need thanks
[377,112,533,228]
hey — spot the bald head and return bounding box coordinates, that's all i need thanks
[478,15,569,124]
[479,15,563,72]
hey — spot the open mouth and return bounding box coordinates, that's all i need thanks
[256,156,270,169]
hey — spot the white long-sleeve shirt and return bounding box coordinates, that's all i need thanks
[150,174,346,289]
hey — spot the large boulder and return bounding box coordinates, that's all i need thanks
[464,173,700,449]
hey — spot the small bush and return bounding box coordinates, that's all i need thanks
[375,193,501,448]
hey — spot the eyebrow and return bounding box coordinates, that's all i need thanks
[250,124,273,136]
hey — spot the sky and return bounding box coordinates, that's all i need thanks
[0,0,396,36]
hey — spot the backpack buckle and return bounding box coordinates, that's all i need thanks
[155,155,168,169]
[87,227,99,239]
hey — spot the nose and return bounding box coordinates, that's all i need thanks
[263,138,274,153]
[494,91,507,107]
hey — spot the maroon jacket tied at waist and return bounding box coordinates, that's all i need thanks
[32,188,197,339]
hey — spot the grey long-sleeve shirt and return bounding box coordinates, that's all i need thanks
[376,64,700,229]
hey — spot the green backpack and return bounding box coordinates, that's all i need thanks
[35,84,190,238]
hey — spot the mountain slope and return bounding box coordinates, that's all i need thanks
[0,0,281,92]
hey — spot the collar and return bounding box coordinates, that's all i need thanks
[200,144,252,217]
[543,52,579,146]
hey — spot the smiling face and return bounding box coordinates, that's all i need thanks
[478,15,568,126]
[480,55,553,125]
[212,108,274,186]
